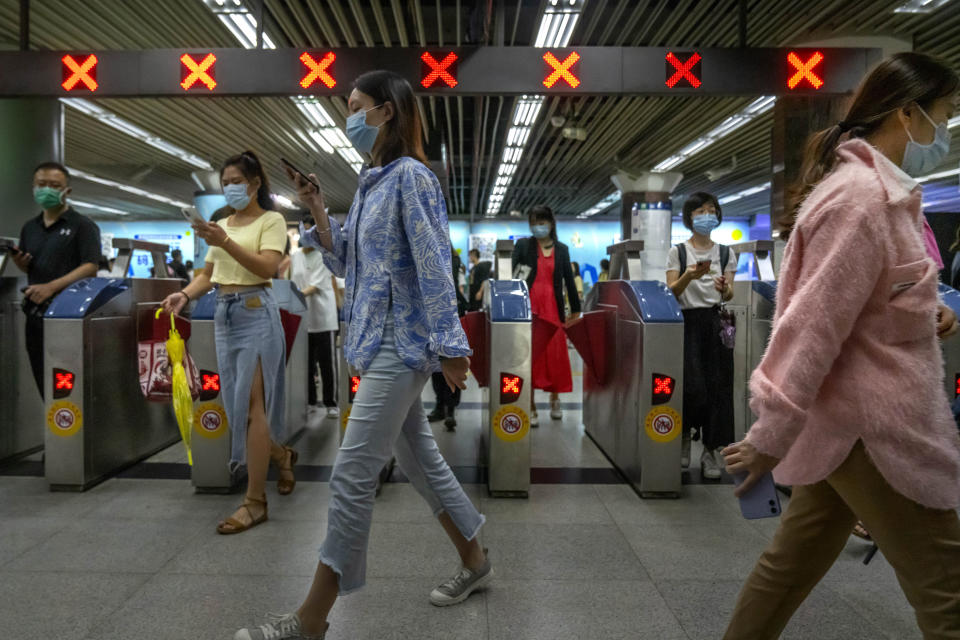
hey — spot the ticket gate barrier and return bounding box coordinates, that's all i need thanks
[0,239,45,464]
[188,280,309,493]
[44,274,184,490]
[574,278,684,498]
[493,239,516,280]
[727,241,777,442]
[939,284,960,406]
[461,279,532,498]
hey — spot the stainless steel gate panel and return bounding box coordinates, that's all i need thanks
[486,320,532,497]
[0,273,44,463]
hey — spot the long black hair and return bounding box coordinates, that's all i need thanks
[220,150,274,210]
[353,70,427,167]
[529,204,559,242]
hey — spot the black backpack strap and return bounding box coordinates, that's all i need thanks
[676,243,687,274]
[719,244,730,273]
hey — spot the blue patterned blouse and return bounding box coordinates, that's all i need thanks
[312,156,471,374]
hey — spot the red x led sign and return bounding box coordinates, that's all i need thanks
[421,52,458,88]
[499,372,524,404]
[52,368,75,399]
[787,51,824,90]
[349,376,361,403]
[652,373,675,406]
[300,51,336,89]
[665,52,701,89]
[543,51,580,89]
[62,54,98,92]
[181,53,217,91]
[955,373,959,398]
[197,370,221,401]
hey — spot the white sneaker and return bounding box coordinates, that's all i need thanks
[530,411,539,428]
[701,448,721,479]
[430,550,493,607]
[550,401,563,420]
[325,406,339,419]
[234,612,327,639]
[680,436,691,469]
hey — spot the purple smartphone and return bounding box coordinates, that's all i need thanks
[733,471,782,519]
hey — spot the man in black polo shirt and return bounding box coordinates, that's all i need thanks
[168,249,189,281]
[467,248,492,312]
[12,162,101,397]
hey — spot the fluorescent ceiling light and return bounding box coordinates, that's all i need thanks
[893,0,953,13]
[61,98,213,170]
[652,96,775,172]
[67,167,191,208]
[718,181,771,205]
[577,191,621,218]
[950,115,960,129]
[71,200,129,216]
[917,166,960,183]
[273,194,296,209]
[203,0,276,48]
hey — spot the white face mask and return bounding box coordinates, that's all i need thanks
[901,104,951,177]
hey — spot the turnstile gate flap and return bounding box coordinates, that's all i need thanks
[486,280,531,323]
[271,279,308,314]
[940,284,960,316]
[531,315,560,364]
[192,290,217,319]
[752,281,777,303]
[460,311,489,387]
[564,310,611,386]
[627,281,683,323]
[45,277,128,318]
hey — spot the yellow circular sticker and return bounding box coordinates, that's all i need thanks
[492,405,530,443]
[340,405,352,434]
[193,403,228,439]
[645,406,682,443]
[47,401,83,437]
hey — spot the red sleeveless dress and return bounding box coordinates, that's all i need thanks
[530,243,572,393]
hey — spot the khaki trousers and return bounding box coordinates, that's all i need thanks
[723,441,960,640]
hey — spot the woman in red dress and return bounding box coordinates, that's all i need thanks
[511,205,581,426]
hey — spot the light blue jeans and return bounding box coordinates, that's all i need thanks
[318,318,485,594]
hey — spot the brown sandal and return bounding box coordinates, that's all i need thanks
[274,446,298,496]
[217,494,268,535]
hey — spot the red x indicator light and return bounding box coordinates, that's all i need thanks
[543,51,580,89]
[652,373,675,405]
[52,368,75,399]
[202,373,220,391]
[349,376,361,403]
[300,51,336,89]
[499,372,524,404]
[665,52,701,89]
[181,53,217,91]
[421,52,458,88]
[787,51,824,90]
[62,54,98,92]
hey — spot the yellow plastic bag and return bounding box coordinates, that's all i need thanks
[156,309,193,465]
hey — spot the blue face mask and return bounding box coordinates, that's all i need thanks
[901,105,951,177]
[530,224,551,239]
[692,214,720,235]
[345,105,384,154]
[223,183,252,210]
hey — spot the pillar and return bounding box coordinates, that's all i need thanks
[611,170,683,281]
[0,99,63,238]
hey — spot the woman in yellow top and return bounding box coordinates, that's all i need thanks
[162,150,296,534]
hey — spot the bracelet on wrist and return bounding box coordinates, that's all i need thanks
[180,291,190,303]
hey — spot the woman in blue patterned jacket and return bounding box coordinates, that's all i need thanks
[235,71,490,640]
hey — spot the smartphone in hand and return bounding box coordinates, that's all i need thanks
[280,157,320,191]
[696,259,712,270]
[733,471,782,519]
[180,207,205,226]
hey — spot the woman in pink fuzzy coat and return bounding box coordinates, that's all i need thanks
[722,52,960,639]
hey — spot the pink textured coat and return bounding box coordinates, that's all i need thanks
[745,139,960,510]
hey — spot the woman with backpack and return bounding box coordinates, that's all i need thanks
[665,191,738,478]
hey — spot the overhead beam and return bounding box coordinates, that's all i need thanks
[0,46,880,97]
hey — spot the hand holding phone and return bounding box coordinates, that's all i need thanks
[281,157,320,191]
[180,207,205,227]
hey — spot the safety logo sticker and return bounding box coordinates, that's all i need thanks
[493,405,530,443]
[194,403,228,439]
[341,405,351,434]
[47,400,82,437]
[645,406,681,443]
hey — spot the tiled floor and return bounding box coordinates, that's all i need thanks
[0,353,928,639]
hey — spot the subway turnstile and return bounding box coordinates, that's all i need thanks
[461,279,532,498]
[43,268,182,490]
[727,241,777,442]
[188,280,309,492]
[0,239,45,464]
[939,284,960,406]
[573,278,684,498]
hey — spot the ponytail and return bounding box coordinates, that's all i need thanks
[786,52,958,236]
[220,150,274,210]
